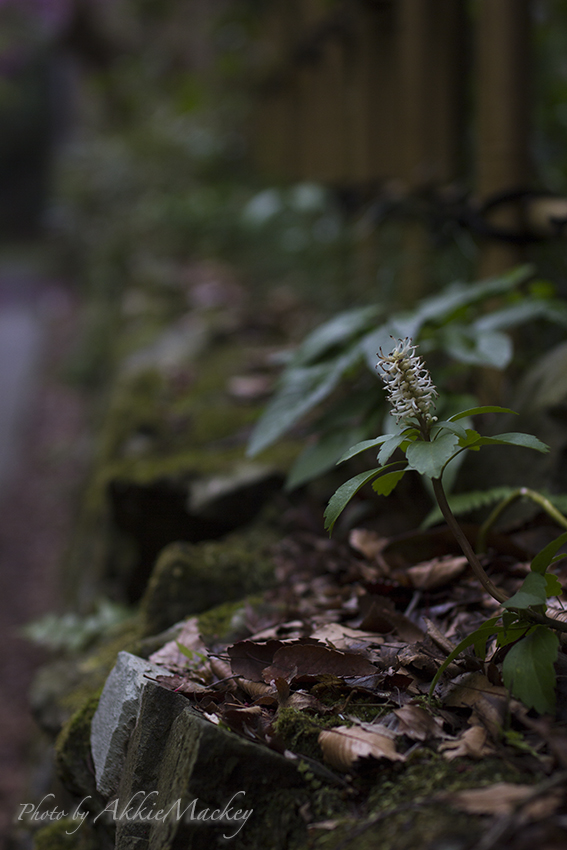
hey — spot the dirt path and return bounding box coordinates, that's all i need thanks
[0,266,90,845]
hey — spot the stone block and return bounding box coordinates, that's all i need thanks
[90,652,174,798]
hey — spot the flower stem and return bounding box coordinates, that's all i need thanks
[432,477,508,604]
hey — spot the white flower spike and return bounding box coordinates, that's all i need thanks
[377,337,438,428]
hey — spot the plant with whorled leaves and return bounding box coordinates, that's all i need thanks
[324,336,567,715]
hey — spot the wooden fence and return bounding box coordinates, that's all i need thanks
[249,0,534,296]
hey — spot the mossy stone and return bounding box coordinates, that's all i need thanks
[55,697,100,800]
[32,818,102,850]
[140,528,278,636]
[114,684,309,850]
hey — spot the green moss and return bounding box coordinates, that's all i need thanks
[273,707,344,762]
[140,528,278,636]
[32,818,101,850]
[55,696,100,799]
[198,595,264,645]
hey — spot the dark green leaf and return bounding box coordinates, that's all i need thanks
[449,406,517,421]
[466,432,550,453]
[248,348,361,456]
[415,265,533,325]
[444,326,513,368]
[378,433,409,465]
[337,435,391,464]
[406,433,460,479]
[503,572,548,610]
[475,299,567,333]
[502,626,558,714]
[372,468,407,496]
[497,625,530,648]
[324,467,385,534]
[285,427,367,491]
[531,531,567,575]
[545,574,563,597]
[431,420,468,440]
[293,306,381,366]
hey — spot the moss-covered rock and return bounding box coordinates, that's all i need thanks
[55,697,100,800]
[32,818,102,850]
[113,683,310,850]
[30,618,143,736]
[140,526,278,636]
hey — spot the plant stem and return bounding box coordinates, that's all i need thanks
[432,477,508,604]
[477,487,567,553]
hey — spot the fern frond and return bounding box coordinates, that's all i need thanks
[422,487,517,529]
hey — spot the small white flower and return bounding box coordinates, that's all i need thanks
[377,337,438,426]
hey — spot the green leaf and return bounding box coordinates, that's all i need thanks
[428,616,503,699]
[247,348,361,456]
[444,326,513,368]
[324,467,386,534]
[531,531,567,575]
[466,432,550,453]
[336,435,391,464]
[378,433,409,465]
[502,626,558,714]
[406,433,460,479]
[545,574,563,597]
[449,406,517,421]
[293,306,381,366]
[419,265,533,321]
[285,426,367,491]
[431,420,468,440]
[474,299,567,333]
[497,624,530,648]
[372,468,407,496]
[503,572,548,610]
[421,486,518,529]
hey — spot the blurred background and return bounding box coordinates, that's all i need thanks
[2,0,567,843]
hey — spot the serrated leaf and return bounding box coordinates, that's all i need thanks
[378,433,408,465]
[545,574,563,597]
[503,572,548,610]
[336,435,391,464]
[467,432,550,453]
[324,467,386,534]
[372,468,406,496]
[449,406,517,421]
[497,625,530,648]
[502,626,558,714]
[406,433,460,479]
[531,531,567,575]
[432,420,468,440]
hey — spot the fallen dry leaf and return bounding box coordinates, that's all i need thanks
[390,705,446,741]
[406,556,467,590]
[310,623,384,652]
[358,595,424,643]
[262,643,379,684]
[228,638,320,681]
[439,725,497,760]
[319,725,405,771]
[440,782,563,820]
[149,617,209,671]
[349,528,388,561]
